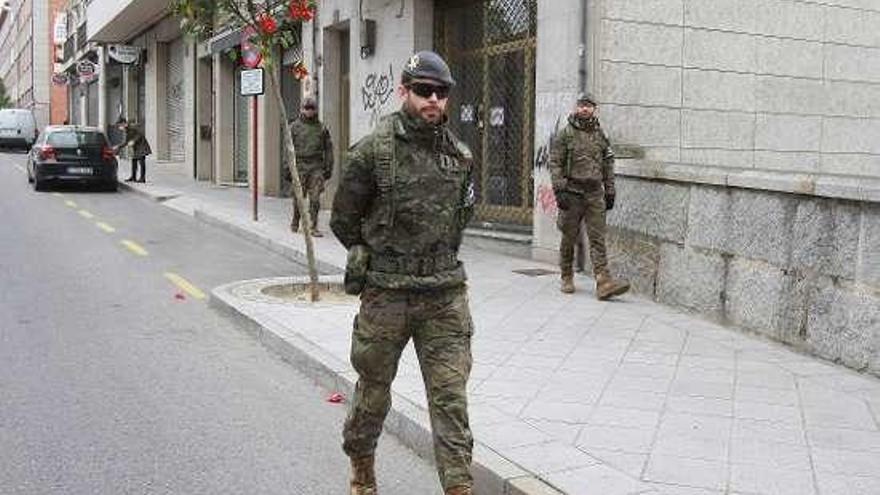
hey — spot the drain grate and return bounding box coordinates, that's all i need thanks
[512,268,557,277]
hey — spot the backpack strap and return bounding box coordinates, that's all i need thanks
[373,116,397,226]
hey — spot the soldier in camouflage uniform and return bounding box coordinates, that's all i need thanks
[550,93,630,299]
[288,97,333,236]
[331,51,476,495]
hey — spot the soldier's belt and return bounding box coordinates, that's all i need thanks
[370,253,459,276]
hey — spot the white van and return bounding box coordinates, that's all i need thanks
[0,108,38,149]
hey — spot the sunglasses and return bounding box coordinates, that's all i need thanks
[406,82,450,100]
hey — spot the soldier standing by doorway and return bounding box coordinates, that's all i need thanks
[550,93,630,299]
[331,51,477,495]
[288,96,333,236]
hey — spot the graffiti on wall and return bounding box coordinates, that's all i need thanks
[534,116,562,217]
[361,64,395,127]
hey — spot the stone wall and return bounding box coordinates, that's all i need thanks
[604,171,880,376]
[596,0,880,178]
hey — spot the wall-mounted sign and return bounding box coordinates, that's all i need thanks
[76,60,96,76]
[107,45,140,64]
[53,13,68,45]
[460,104,475,123]
[51,73,69,86]
[489,107,505,127]
[240,68,264,96]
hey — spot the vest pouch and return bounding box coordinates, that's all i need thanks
[344,245,371,295]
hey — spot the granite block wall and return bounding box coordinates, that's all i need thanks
[606,175,880,376]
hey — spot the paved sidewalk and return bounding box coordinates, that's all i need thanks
[122,167,880,495]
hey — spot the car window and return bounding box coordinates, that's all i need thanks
[46,131,107,147]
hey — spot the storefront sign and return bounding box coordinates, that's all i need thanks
[51,73,69,86]
[107,45,140,64]
[240,68,265,96]
[77,60,96,76]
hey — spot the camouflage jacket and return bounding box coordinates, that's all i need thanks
[124,125,152,159]
[549,115,615,195]
[289,116,333,175]
[330,110,475,290]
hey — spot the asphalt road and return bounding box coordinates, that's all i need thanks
[0,151,442,495]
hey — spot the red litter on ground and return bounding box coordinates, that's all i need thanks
[174,293,186,300]
[327,392,345,404]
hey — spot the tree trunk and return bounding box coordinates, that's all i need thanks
[266,63,321,301]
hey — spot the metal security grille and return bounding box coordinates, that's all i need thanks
[165,37,186,162]
[435,0,537,226]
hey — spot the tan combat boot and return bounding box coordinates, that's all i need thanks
[349,455,377,495]
[560,275,575,294]
[596,273,630,301]
[445,485,473,495]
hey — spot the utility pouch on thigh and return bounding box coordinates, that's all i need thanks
[344,245,371,295]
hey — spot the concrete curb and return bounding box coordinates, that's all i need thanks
[117,180,182,202]
[210,278,565,495]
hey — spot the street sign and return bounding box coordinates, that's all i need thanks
[240,26,262,69]
[240,68,264,96]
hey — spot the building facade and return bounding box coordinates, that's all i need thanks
[0,0,67,127]
[304,0,880,375]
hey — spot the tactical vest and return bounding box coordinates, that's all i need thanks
[362,113,474,288]
[563,121,607,182]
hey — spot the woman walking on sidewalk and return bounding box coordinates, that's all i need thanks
[115,117,152,183]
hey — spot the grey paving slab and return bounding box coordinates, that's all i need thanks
[643,455,727,491]
[134,169,880,495]
[729,464,817,495]
[543,463,655,495]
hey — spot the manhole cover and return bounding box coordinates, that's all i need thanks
[512,268,557,277]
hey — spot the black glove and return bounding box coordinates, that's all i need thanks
[605,192,615,211]
[555,190,573,211]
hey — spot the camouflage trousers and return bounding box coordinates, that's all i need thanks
[557,185,608,278]
[290,164,324,229]
[342,285,474,490]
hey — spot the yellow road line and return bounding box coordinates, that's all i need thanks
[78,210,94,219]
[120,239,148,256]
[164,272,206,300]
[51,192,64,197]
[95,222,116,233]
[64,200,78,208]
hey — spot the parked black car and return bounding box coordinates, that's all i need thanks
[27,126,118,191]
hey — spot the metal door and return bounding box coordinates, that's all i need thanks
[165,37,186,162]
[435,0,537,226]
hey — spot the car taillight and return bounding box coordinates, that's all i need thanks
[38,145,57,161]
[102,145,114,161]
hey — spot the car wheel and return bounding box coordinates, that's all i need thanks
[33,176,47,192]
[26,167,33,183]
